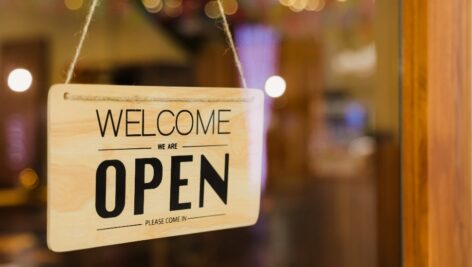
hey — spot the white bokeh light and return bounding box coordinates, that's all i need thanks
[7,68,33,93]
[264,75,286,98]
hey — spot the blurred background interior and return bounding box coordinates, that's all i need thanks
[0,0,400,266]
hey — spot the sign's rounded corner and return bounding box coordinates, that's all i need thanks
[46,237,66,253]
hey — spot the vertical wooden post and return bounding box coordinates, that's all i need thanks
[402,0,471,266]
[402,1,429,266]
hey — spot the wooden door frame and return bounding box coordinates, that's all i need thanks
[402,0,471,266]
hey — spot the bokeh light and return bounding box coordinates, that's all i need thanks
[205,1,220,19]
[280,0,325,12]
[19,168,39,190]
[64,0,83,11]
[205,0,238,18]
[166,0,182,8]
[264,75,286,98]
[223,0,239,15]
[7,68,33,93]
[142,0,163,13]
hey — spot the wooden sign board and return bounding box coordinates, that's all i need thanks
[47,84,264,252]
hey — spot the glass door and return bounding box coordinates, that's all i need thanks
[0,0,401,266]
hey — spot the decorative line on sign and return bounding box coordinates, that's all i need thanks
[182,144,229,148]
[98,147,152,151]
[97,224,142,231]
[63,93,254,103]
[188,213,226,220]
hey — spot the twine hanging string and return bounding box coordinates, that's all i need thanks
[64,0,247,90]
[216,0,247,89]
[65,0,100,84]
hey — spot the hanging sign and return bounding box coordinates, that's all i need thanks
[47,84,264,252]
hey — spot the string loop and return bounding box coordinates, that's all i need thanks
[64,0,247,89]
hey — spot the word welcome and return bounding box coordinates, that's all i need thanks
[96,109,232,137]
